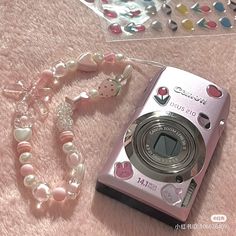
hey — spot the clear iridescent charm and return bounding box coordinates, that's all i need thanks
[168,19,178,31]
[162,3,172,15]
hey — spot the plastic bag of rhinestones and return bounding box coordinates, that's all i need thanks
[96,0,236,41]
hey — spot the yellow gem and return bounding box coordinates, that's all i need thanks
[182,19,194,31]
[176,3,188,15]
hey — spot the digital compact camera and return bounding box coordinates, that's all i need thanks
[96,67,230,226]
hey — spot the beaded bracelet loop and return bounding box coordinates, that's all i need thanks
[3,52,133,204]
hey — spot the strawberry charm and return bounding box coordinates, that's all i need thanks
[98,79,121,97]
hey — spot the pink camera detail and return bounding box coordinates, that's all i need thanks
[114,161,133,180]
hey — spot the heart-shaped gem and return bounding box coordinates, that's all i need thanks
[14,128,32,142]
[103,9,117,18]
[182,19,194,31]
[77,52,98,72]
[108,23,122,34]
[213,1,225,12]
[168,19,178,32]
[162,3,172,15]
[219,17,233,28]
[176,3,188,15]
[151,21,163,31]
[146,5,157,16]
[207,85,222,98]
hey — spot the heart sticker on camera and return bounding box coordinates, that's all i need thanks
[161,184,182,206]
[114,161,133,180]
[154,87,170,106]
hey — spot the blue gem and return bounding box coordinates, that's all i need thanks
[219,17,233,28]
[213,1,225,12]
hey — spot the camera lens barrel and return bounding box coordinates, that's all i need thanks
[124,111,206,182]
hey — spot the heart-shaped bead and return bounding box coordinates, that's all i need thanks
[14,128,32,142]
[77,52,98,72]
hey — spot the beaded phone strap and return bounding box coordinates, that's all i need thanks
[3,52,135,204]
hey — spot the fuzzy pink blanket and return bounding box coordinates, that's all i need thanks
[0,1,235,235]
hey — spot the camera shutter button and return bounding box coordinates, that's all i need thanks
[207,85,222,98]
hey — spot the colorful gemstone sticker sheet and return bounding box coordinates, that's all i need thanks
[81,0,236,41]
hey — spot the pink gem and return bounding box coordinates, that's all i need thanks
[104,53,116,63]
[135,25,145,32]
[101,0,108,3]
[2,81,25,100]
[104,9,117,18]
[108,23,122,34]
[200,5,211,13]
[207,85,222,98]
[52,187,66,201]
[207,21,217,29]
[158,87,168,96]
[20,164,34,176]
[130,10,141,17]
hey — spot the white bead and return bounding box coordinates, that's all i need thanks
[62,142,76,154]
[52,61,67,78]
[19,152,32,164]
[14,128,32,142]
[93,53,104,64]
[122,65,133,80]
[88,89,98,98]
[66,60,78,72]
[115,53,124,61]
[67,178,81,198]
[32,183,51,202]
[67,192,78,200]
[66,152,80,168]
[23,175,37,188]
[70,163,85,181]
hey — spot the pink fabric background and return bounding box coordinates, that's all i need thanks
[0,1,235,235]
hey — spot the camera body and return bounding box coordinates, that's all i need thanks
[96,67,230,225]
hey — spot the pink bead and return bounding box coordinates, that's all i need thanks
[104,53,116,63]
[200,5,211,13]
[59,131,74,143]
[135,25,145,32]
[103,9,117,18]
[35,70,53,89]
[20,164,34,176]
[17,141,32,154]
[207,21,217,29]
[52,187,66,201]
[130,10,141,17]
[108,23,122,34]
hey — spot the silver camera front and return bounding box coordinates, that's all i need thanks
[124,111,206,183]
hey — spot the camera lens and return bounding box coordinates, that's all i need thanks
[124,111,205,182]
[153,133,181,157]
